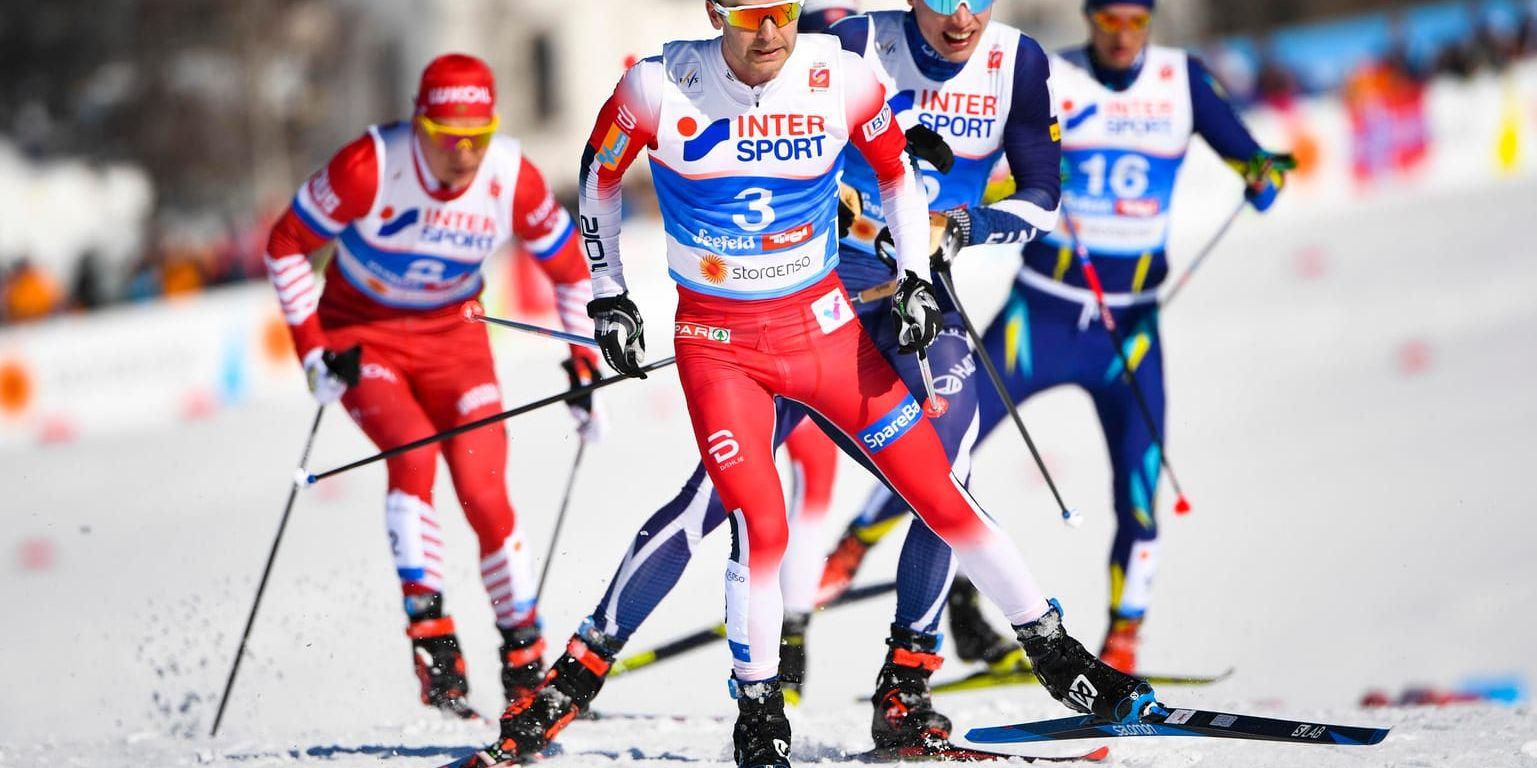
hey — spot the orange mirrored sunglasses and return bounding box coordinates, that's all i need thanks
[712,0,802,30]
[1090,10,1152,33]
[416,114,500,152]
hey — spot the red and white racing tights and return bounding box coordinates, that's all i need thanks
[327,309,537,629]
[673,274,1048,681]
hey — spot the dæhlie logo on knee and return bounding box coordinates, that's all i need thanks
[708,429,743,469]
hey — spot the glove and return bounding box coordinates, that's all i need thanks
[837,182,862,240]
[1228,151,1297,213]
[562,348,605,442]
[875,210,969,275]
[891,270,942,355]
[588,293,647,378]
[927,209,969,270]
[302,345,361,405]
[905,124,955,174]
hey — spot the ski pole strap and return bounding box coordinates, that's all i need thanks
[305,357,676,484]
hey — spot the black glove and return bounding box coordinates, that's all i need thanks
[562,350,604,440]
[905,124,955,174]
[302,344,361,404]
[587,294,646,378]
[891,270,942,354]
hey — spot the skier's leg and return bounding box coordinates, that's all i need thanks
[1089,309,1166,672]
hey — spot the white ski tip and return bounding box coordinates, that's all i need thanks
[1062,507,1084,528]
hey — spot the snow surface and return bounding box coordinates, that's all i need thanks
[5,173,1537,766]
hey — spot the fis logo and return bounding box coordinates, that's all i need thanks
[859,396,924,453]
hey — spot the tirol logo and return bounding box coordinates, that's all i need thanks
[675,322,731,344]
[682,114,828,162]
[427,85,493,105]
[762,222,813,251]
[859,395,925,453]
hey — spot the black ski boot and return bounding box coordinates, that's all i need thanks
[946,577,1027,671]
[405,593,476,719]
[870,626,953,751]
[499,623,547,705]
[1014,600,1156,724]
[778,612,810,705]
[493,624,620,763]
[733,677,793,768]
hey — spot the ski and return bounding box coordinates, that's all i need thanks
[932,667,1233,695]
[965,706,1389,747]
[609,580,896,677]
[852,743,1110,763]
[429,742,562,768]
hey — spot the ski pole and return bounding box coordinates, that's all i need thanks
[915,347,941,415]
[535,438,586,602]
[931,266,1082,527]
[461,300,600,349]
[210,404,326,737]
[1161,156,1275,309]
[302,358,675,485]
[1058,213,1191,515]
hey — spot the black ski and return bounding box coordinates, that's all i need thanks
[966,706,1389,747]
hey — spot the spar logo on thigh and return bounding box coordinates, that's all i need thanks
[859,394,925,453]
[708,429,743,469]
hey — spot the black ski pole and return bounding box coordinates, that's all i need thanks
[1058,213,1191,514]
[931,266,1082,527]
[302,357,675,485]
[536,438,586,602]
[1161,156,1277,309]
[210,404,326,737]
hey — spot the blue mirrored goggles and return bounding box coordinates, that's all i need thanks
[921,0,994,15]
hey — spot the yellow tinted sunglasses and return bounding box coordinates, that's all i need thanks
[713,0,802,30]
[1090,10,1151,33]
[416,114,500,152]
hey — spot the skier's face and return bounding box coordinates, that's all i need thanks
[1088,4,1152,71]
[415,115,494,190]
[711,0,799,87]
[910,0,992,64]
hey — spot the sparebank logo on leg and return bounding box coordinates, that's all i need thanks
[859,395,925,453]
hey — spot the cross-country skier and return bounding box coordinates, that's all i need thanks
[262,54,600,717]
[454,3,1155,767]
[816,0,1295,675]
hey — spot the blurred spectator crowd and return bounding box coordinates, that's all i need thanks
[3,0,1536,327]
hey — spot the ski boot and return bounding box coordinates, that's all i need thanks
[1014,600,1156,724]
[778,612,810,705]
[499,623,548,705]
[946,577,1029,672]
[733,677,793,768]
[405,593,476,720]
[815,520,888,605]
[493,624,620,762]
[870,626,953,752]
[1099,614,1143,674]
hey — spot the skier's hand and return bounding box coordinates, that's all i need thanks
[302,345,361,405]
[1229,151,1297,213]
[837,182,862,240]
[562,348,605,442]
[891,270,942,355]
[905,124,955,174]
[588,293,647,379]
[927,209,969,271]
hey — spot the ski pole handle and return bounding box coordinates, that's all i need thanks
[461,300,600,349]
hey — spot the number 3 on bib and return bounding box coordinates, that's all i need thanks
[732,187,776,232]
